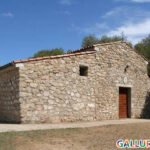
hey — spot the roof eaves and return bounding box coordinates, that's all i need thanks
[13,51,96,64]
[0,62,14,71]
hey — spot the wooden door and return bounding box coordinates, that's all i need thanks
[119,88,128,118]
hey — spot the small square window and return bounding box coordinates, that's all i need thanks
[80,66,88,76]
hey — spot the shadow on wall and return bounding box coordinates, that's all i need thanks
[0,67,21,124]
[0,100,21,124]
[140,92,150,119]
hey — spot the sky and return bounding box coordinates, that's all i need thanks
[0,0,150,65]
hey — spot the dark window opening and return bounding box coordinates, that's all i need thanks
[80,66,88,76]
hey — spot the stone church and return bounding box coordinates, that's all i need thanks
[0,41,150,123]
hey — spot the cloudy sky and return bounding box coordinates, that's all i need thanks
[0,0,150,65]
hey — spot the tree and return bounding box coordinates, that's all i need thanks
[100,35,125,43]
[33,48,64,58]
[81,35,99,47]
[135,35,150,76]
[81,34,127,47]
[135,35,150,60]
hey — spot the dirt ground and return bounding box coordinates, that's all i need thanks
[0,123,150,150]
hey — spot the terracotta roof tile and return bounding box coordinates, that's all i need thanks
[13,51,96,64]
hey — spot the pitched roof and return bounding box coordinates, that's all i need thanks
[0,51,96,70]
[0,41,148,71]
[13,41,133,64]
[13,51,96,64]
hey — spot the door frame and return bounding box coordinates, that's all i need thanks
[118,87,131,118]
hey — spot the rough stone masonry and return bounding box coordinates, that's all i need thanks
[0,41,150,123]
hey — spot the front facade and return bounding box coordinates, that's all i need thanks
[0,41,150,123]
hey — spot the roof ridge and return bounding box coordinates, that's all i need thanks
[93,40,125,46]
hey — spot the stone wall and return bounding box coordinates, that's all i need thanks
[19,53,98,123]
[0,66,20,123]
[18,42,150,123]
[95,43,150,119]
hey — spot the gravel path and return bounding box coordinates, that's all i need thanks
[0,119,149,133]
